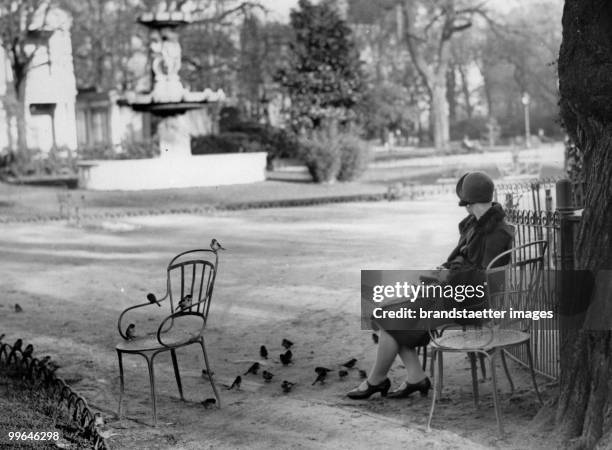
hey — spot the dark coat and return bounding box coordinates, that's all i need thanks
[443,202,515,271]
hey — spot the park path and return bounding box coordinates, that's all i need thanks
[0,198,552,449]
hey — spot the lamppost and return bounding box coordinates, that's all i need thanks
[521,92,531,148]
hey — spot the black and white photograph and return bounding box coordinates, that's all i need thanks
[0,0,610,448]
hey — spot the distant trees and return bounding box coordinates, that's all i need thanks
[275,0,365,133]
[0,0,53,162]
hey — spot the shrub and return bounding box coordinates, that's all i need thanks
[337,135,371,181]
[78,139,159,160]
[298,134,341,183]
[191,123,299,163]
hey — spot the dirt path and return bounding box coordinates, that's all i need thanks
[0,199,555,449]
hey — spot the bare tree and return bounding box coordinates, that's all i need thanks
[398,0,498,149]
[0,0,52,162]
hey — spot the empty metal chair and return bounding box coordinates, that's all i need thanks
[116,248,221,425]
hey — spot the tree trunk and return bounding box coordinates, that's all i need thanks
[15,79,29,166]
[557,0,612,447]
[431,73,450,150]
[446,65,456,124]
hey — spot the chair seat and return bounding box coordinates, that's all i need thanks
[431,329,530,351]
[116,330,200,352]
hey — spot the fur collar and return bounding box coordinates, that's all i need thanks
[459,202,507,234]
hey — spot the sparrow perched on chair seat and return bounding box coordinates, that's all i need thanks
[178,294,193,310]
[280,350,293,365]
[0,333,5,342]
[244,362,260,375]
[260,345,268,359]
[227,375,242,390]
[125,324,136,340]
[262,370,274,382]
[12,339,22,351]
[147,293,161,307]
[281,380,295,393]
[210,239,226,252]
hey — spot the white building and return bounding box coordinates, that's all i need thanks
[0,6,78,155]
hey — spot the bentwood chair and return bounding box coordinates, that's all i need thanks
[426,240,547,436]
[116,248,221,425]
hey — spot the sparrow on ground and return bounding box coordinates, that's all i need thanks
[14,303,23,313]
[358,369,367,379]
[315,367,332,375]
[227,375,242,390]
[260,345,268,359]
[262,370,274,383]
[13,339,22,351]
[147,293,161,307]
[280,350,293,365]
[202,398,217,409]
[281,380,295,393]
[244,362,260,375]
[202,369,214,377]
[312,372,326,385]
[0,333,5,341]
[339,370,349,379]
[341,358,358,369]
[281,338,294,349]
[125,324,136,340]
[210,239,226,252]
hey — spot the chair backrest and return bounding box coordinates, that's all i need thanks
[485,240,548,332]
[166,249,218,323]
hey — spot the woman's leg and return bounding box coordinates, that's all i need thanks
[397,345,427,383]
[367,329,400,384]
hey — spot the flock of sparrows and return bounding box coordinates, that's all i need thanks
[215,337,367,404]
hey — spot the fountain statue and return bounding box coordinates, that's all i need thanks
[78,1,267,190]
[123,1,225,158]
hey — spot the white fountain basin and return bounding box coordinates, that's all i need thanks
[77,152,267,191]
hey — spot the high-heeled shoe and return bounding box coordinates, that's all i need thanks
[387,377,431,399]
[346,378,391,399]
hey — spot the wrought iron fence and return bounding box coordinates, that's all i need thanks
[0,337,108,449]
[499,178,584,380]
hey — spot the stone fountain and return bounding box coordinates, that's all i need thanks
[78,3,266,190]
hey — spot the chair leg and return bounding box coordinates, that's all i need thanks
[525,343,543,404]
[468,352,480,408]
[500,350,515,395]
[117,350,125,418]
[437,351,444,395]
[478,353,487,380]
[170,349,185,401]
[421,346,427,371]
[200,339,221,408]
[145,355,157,426]
[489,351,504,436]
[426,350,439,432]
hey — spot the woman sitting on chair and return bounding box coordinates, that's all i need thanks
[347,171,514,400]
